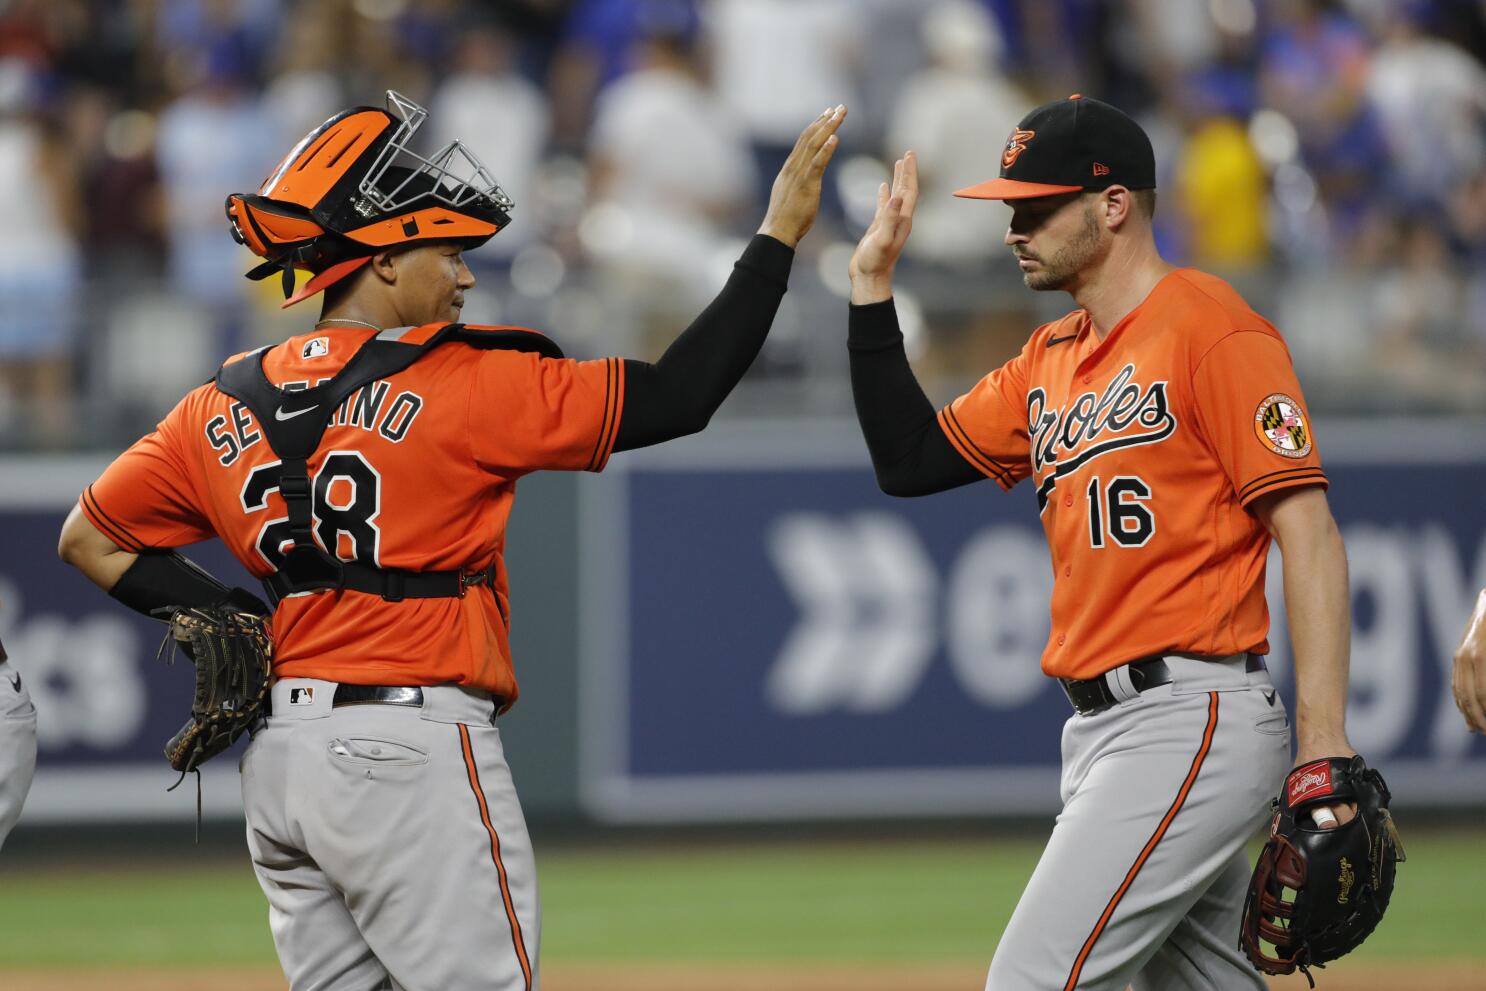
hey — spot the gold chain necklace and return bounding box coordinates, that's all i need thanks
[314,318,383,332]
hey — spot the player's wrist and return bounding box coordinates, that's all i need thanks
[1293,737,1356,767]
[849,273,894,305]
[757,219,801,249]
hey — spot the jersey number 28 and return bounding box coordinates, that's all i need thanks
[241,453,382,568]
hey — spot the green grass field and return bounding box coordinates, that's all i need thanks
[0,831,1478,972]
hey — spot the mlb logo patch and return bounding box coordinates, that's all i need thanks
[302,337,330,359]
[289,687,315,706]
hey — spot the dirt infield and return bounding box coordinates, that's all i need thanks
[4,963,1484,991]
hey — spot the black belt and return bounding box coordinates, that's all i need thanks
[332,685,425,708]
[1060,654,1265,716]
[264,561,497,608]
[328,684,508,714]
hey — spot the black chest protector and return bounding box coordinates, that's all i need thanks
[215,322,564,608]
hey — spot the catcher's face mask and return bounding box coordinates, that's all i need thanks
[226,90,513,307]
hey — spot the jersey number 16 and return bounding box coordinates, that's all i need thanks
[1086,475,1155,548]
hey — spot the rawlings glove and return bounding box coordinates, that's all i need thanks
[159,603,272,774]
[1240,755,1405,986]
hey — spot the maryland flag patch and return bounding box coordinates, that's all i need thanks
[1254,394,1312,458]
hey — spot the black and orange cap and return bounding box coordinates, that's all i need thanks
[955,94,1156,201]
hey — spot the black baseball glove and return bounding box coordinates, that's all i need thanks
[159,602,273,774]
[1240,755,1405,986]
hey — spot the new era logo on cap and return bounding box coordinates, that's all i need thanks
[955,94,1156,201]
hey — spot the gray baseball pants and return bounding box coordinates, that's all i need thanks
[985,654,1290,991]
[0,656,37,851]
[242,680,540,991]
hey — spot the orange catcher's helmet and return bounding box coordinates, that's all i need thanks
[226,91,513,307]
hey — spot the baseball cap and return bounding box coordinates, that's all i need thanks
[955,94,1156,201]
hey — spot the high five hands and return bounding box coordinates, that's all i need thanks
[758,105,847,249]
[849,151,919,305]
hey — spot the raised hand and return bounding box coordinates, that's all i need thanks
[849,151,919,304]
[1455,587,1486,734]
[758,105,846,249]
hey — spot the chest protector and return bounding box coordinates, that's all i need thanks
[215,322,563,608]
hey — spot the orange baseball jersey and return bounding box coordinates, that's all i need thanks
[938,268,1325,681]
[79,324,624,702]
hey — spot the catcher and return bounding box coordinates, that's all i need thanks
[58,91,843,990]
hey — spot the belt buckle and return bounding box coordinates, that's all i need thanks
[1058,677,1079,710]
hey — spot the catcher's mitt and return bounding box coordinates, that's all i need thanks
[1240,755,1405,986]
[159,604,272,774]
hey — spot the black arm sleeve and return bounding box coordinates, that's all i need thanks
[848,299,985,497]
[612,234,793,452]
[110,550,270,620]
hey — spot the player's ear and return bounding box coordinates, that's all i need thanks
[1102,186,1133,231]
[370,250,399,286]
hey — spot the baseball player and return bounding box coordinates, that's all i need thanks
[0,626,38,851]
[57,92,844,991]
[846,96,1360,990]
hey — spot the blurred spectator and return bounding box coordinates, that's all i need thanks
[261,4,345,148]
[707,0,860,204]
[885,0,1027,267]
[430,19,551,264]
[852,0,933,150]
[1365,2,1486,209]
[0,62,81,446]
[583,21,753,350]
[1258,0,1388,242]
[1369,215,1483,410]
[154,43,275,311]
[62,86,165,279]
[1173,78,1269,273]
[549,0,699,149]
[340,4,434,104]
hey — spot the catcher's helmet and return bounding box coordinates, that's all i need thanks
[226,91,513,307]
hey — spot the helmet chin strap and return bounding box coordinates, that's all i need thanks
[243,245,319,299]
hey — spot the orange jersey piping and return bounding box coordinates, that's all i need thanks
[587,357,624,472]
[80,485,144,552]
[459,724,533,990]
[938,406,1015,489]
[1061,692,1220,990]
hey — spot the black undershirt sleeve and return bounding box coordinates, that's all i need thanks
[110,550,270,620]
[848,299,985,497]
[612,234,794,452]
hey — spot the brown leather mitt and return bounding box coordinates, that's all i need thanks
[160,605,272,773]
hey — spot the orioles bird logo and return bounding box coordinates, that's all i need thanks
[1003,128,1035,169]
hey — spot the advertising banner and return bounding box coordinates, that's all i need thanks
[579,422,1486,822]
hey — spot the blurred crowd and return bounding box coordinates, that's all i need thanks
[1,0,1484,449]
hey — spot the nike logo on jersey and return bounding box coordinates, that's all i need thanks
[1027,363,1178,510]
[1046,334,1078,347]
[274,404,318,422]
